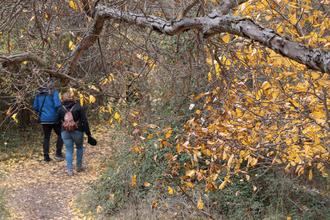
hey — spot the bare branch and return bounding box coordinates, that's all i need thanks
[176,0,200,20]
[67,4,330,74]
[210,0,249,16]
[80,0,92,17]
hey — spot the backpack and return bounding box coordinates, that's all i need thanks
[62,105,78,131]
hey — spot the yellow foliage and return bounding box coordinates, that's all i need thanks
[165,129,173,139]
[197,197,204,210]
[131,175,137,187]
[219,180,228,190]
[167,186,174,195]
[68,40,75,51]
[11,113,18,123]
[222,34,231,43]
[144,182,151,187]
[89,95,96,104]
[114,112,121,121]
[69,0,78,11]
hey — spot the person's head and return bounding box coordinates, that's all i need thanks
[61,91,75,102]
[46,80,55,90]
[38,78,55,94]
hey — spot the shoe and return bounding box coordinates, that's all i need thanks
[67,170,74,176]
[55,155,65,161]
[44,156,52,162]
[76,167,85,172]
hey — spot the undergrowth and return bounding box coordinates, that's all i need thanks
[0,192,7,219]
[0,175,8,219]
[0,125,56,162]
[78,123,330,220]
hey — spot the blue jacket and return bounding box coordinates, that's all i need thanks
[33,90,61,124]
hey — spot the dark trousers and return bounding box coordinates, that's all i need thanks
[42,124,63,158]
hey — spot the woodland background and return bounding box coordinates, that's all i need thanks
[0,0,329,219]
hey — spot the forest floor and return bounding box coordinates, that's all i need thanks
[0,129,113,220]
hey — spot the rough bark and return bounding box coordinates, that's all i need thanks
[67,3,330,74]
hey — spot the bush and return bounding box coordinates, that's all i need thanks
[207,169,330,219]
[76,125,170,215]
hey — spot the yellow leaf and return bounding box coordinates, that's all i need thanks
[311,72,321,80]
[308,169,313,181]
[287,216,292,220]
[197,197,204,210]
[131,175,137,187]
[295,81,309,92]
[222,34,231,43]
[69,0,78,11]
[96,205,103,214]
[208,72,212,82]
[144,182,151,187]
[89,95,96,104]
[289,14,297,24]
[250,157,258,167]
[261,81,271,90]
[11,113,18,123]
[186,169,196,177]
[219,180,227,190]
[227,154,235,168]
[165,129,173,139]
[79,94,84,106]
[114,112,121,121]
[68,40,75,51]
[168,186,174,195]
[176,144,183,153]
[310,110,326,124]
[235,108,244,117]
[185,181,194,188]
[131,146,142,154]
[256,89,263,100]
[151,200,158,209]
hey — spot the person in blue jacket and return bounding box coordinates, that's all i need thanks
[33,80,64,162]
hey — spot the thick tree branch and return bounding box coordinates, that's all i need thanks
[66,4,330,74]
[0,52,78,81]
[0,52,47,66]
[65,14,105,74]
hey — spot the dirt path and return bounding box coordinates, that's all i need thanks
[0,134,112,220]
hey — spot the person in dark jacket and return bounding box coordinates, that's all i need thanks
[57,92,92,176]
[33,81,64,162]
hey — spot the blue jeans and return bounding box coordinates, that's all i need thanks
[61,130,84,171]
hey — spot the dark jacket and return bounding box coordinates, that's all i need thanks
[33,89,61,123]
[57,101,91,136]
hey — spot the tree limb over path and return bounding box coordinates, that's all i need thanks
[0,52,77,81]
[67,1,330,74]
